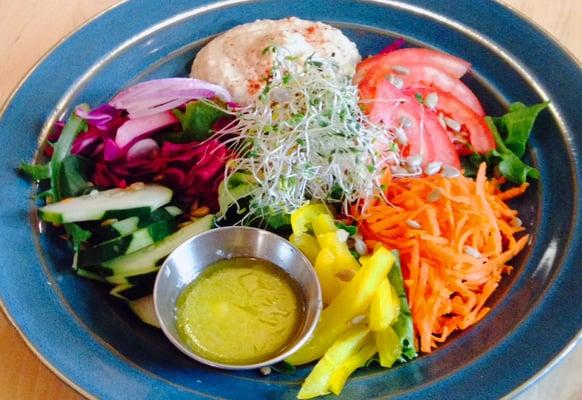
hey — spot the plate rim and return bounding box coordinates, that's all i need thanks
[0,1,580,399]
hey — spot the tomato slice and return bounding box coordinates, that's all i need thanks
[400,65,484,116]
[405,87,495,154]
[359,69,460,169]
[354,48,471,84]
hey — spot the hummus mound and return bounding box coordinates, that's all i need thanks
[190,17,361,105]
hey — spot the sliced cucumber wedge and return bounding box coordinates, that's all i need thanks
[105,268,159,285]
[76,267,108,282]
[77,218,177,267]
[39,183,173,224]
[100,214,213,277]
[110,284,151,301]
[128,295,160,328]
[90,206,183,244]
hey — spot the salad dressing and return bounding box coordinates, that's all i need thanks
[176,257,305,365]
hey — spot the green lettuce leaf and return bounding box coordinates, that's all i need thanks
[50,107,88,200]
[55,155,94,199]
[18,162,51,181]
[486,117,540,184]
[462,101,547,184]
[64,223,92,252]
[492,101,549,157]
[170,100,227,142]
[388,251,417,361]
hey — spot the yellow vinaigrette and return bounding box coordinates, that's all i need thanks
[176,257,305,365]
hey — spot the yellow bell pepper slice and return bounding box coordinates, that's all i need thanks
[287,246,394,365]
[311,213,337,236]
[290,233,320,265]
[297,326,370,399]
[328,334,377,395]
[369,278,398,331]
[314,248,341,305]
[374,325,402,368]
[316,232,360,277]
[291,203,332,235]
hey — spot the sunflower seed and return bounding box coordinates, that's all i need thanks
[406,155,423,168]
[400,116,412,129]
[392,65,410,75]
[463,245,481,259]
[425,161,443,176]
[336,269,356,282]
[438,113,447,129]
[443,165,461,178]
[388,74,404,89]
[428,188,443,203]
[510,217,523,227]
[406,219,421,229]
[336,229,349,243]
[354,238,368,256]
[444,117,462,132]
[394,127,408,145]
[350,315,366,325]
[425,92,439,110]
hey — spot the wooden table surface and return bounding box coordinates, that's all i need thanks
[0,1,580,399]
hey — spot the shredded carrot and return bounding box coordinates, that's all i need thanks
[354,163,530,353]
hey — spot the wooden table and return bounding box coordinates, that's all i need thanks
[0,1,580,399]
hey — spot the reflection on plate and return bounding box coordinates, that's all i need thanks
[0,1,580,399]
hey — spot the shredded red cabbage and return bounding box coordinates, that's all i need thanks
[93,138,230,211]
[379,37,405,55]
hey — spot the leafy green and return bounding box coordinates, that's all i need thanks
[263,211,291,229]
[217,172,257,216]
[18,162,51,181]
[388,251,417,361]
[270,361,296,375]
[462,102,547,184]
[51,108,88,201]
[19,107,87,201]
[335,222,357,236]
[170,100,227,142]
[492,102,549,158]
[486,117,540,183]
[55,156,94,199]
[64,223,91,252]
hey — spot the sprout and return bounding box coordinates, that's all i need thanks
[217,48,395,220]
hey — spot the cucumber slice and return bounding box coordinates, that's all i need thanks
[76,268,108,282]
[91,206,183,244]
[39,183,173,223]
[100,214,213,277]
[77,218,177,267]
[110,282,155,301]
[128,295,160,328]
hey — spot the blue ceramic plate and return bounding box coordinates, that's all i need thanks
[0,1,580,399]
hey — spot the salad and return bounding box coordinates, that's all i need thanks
[19,17,547,399]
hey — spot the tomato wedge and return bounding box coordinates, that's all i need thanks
[354,48,471,84]
[359,69,460,169]
[399,65,484,116]
[405,87,495,154]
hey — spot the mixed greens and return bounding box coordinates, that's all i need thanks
[463,101,548,183]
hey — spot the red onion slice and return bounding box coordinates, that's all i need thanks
[126,138,159,161]
[115,111,178,149]
[109,78,232,118]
